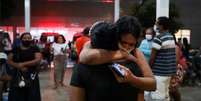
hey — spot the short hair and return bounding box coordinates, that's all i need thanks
[55,35,66,43]
[82,26,90,36]
[90,21,119,50]
[20,32,32,40]
[115,16,142,40]
[157,16,170,30]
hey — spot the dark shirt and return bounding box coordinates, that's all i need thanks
[70,62,142,101]
[10,46,40,82]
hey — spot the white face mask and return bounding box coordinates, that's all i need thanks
[154,25,160,34]
[145,35,152,40]
[118,43,134,54]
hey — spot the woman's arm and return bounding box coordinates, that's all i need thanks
[70,86,85,101]
[137,90,144,101]
[149,48,157,66]
[114,49,156,91]
[21,52,42,67]
[7,53,23,69]
[130,49,156,91]
[79,42,128,65]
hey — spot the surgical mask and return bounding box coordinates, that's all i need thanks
[21,40,32,47]
[118,43,134,54]
[145,35,153,41]
[154,25,160,34]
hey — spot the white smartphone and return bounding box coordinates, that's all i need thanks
[110,63,125,78]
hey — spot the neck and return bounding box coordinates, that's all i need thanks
[21,45,30,49]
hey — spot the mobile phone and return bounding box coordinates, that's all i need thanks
[110,63,125,78]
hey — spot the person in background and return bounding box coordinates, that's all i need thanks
[182,37,190,60]
[139,27,155,62]
[37,35,50,70]
[51,35,68,88]
[149,16,177,101]
[75,27,90,57]
[0,31,12,101]
[169,36,187,101]
[12,33,21,49]
[7,32,42,101]
[2,32,12,55]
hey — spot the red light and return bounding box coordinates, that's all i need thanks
[102,0,113,3]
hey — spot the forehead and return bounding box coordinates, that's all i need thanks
[22,34,31,39]
[121,33,136,42]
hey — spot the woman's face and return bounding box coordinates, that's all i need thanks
[146,29,153,35]
[119,33,137,52]
[21,34,32,47]
[57,36,64,43]
[22,34,32,41]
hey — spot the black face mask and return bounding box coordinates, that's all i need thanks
[21,40,32,47]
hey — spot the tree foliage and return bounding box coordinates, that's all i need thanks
[129,0,183,34]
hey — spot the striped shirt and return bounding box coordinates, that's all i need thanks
[152,32,176,76]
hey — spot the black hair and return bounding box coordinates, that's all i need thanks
[115,16,142,40]
[40,35,47,42]
[55,35,66,43]
[90,21,119,50]
[157,16,170,30]
[82,26,90,36]
[183,37,189,46]
[20,32,32,40]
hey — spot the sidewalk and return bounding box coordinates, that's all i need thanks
[40,68,73,101]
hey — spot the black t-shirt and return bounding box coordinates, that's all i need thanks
[70,62,142,101]
[10,46,40,82]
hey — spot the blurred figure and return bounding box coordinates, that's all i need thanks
[0,31,12,101]
[149,16,177,101]
[12,34,21,49]
[139,27,155,62]
[51,35,68,88]
[75,26,90,58]
[182,37,190,60]
[2,32,12,55]
[7,32,42,101]
[139,27,156,101]
[37,35,50,70]
[169,37,187,101]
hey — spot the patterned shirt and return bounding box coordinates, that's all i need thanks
[152,32,177,76]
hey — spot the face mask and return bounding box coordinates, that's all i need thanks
[145,35,152,41]
[154,25,160,34]
[118,43,134,54]
[21,40,32,47]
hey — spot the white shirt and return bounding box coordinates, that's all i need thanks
[52,43,68,56]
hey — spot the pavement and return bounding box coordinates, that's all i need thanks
[40,68,72,101]
[39,68,201,101]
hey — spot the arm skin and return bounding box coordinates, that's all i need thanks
[113,49,156,91]
[69,86,85,101]
[130,49,156,91]
[79,42,128,65]
[137,90,144,101]
[149,48,157,67]
[7,52,42,70]
[80,43,156,91]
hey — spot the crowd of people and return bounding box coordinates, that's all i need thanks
[0,15,200,101]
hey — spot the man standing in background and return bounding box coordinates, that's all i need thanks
[149,16,177,101]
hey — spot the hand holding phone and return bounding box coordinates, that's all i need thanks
[110,63,125,78]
